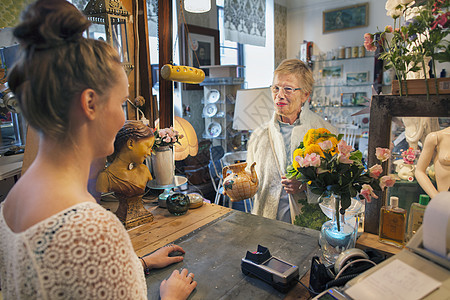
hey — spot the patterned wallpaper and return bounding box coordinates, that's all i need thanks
[0,0,35,28]
[274,3,287,69]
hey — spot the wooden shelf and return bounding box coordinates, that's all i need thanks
[356,232,402,257]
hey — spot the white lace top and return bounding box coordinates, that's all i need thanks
[0,201,147,299]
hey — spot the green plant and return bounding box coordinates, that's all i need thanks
[364,0,450,97]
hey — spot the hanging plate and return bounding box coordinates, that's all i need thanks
[207,122,222,138]
[203,103,218,117]
[207,89,220,103]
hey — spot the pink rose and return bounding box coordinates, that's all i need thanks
[338,153,353,164]
[385,25,393,33]
[307,153,321,167]
[369,164,383,178]
[318,140,333,151]
[159,128,167,137]
[376,147,391,162]
[361,184,378,203]
[379,174,396,190]
[163,136,171,143]
[364,33,377,52]
[302,153,321,167]
[295,156,306,168]
[338,140,353,155]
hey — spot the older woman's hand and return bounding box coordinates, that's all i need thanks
[145,244,185,269]
[160,268,197,300]
[281,175,305,194]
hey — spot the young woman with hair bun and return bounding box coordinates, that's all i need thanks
[0,0,196,299]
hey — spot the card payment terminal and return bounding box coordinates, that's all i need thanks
[241,245,299,292]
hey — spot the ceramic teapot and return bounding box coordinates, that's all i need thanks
[222,162,258,202]
[394,160,415,181]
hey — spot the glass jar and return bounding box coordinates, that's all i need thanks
[166,193,190,216]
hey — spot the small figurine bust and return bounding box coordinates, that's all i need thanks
[96,120,155,228]
[415,127,450,198]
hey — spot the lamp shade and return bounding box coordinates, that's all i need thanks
[232,87,274,131]
[184,0,211,13]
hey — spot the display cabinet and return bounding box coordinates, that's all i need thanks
[201,77,244,153]
[311,55,376,109]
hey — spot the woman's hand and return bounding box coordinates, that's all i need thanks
[281,175,305,194]
[145,244,185,269]
[160,268,197,300]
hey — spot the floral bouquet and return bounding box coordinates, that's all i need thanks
[286,128,396,230]
[153,127,184,150]
[401,147,421,164]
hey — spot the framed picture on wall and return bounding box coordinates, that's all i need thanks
[322,65,343,78]
[346,71,369,85]
[181,24,220,90]
[323,3,369,33]
[341,93,354,106]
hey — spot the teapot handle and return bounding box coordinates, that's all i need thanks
[222,165,230,182]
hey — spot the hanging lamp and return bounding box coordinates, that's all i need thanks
[84,0,134,75]
[184,0,211,13]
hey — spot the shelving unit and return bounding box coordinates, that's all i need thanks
[200,67,245,153]
[311,55,375,108]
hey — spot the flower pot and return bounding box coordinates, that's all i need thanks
[391,78,450,95]
[151,146,174,186]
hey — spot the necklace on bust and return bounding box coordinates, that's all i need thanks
[116,156,135,170]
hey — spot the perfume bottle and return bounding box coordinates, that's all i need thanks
[407,194,430,240]
[378,196,407,248]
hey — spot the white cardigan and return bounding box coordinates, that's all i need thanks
[246,103,337,223]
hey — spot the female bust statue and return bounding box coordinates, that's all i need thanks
[415,127,450,198]
[97,120,155,228]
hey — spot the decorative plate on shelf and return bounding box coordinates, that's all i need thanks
[207,122,222,138]
[207,89,220,103]
[203,103,218,117]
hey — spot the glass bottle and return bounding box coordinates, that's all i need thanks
[407,194,430,240]
[378,196,407,248]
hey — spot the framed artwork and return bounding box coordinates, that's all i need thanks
[341,93,354,106]
[346,71,369,85]
[181,24,220,90]
[323,3,369,33]
[322,65,343,78]
[354,92,368,105]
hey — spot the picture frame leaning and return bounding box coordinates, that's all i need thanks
[180,24,220,90]
[323,3,369,33]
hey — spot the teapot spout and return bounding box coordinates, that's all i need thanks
[250,162,258,184]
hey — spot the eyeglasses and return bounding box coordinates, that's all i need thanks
[270,85,302,95]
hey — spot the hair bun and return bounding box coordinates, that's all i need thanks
[14,0,90,50]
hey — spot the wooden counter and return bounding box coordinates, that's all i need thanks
[127,202,232,257]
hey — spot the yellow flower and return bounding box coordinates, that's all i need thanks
[304,144,324,157]
[292,148,304,169]
[303,129,316,147]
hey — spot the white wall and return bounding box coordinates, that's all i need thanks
[286,0,392,59]
[244,0,275,88]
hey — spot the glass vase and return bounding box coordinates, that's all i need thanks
[319,194,358,265]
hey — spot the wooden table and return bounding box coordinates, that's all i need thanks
[100,199,319,300]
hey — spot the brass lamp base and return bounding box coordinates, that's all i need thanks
[115,195,154,229]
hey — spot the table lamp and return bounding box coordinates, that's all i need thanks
[174,116,199,161]
[232,87,274,146]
